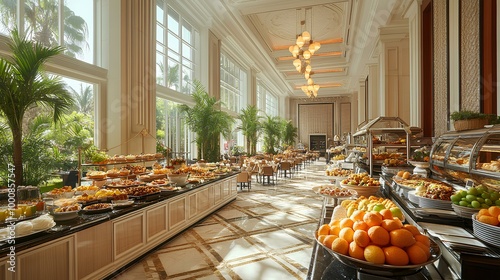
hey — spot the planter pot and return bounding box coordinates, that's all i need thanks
[453,118,489,131]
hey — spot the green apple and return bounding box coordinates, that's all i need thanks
[372,203,386,212]
[390,207,404,221]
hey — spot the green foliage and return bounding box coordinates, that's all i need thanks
[231,145,244,156]
[179,81,234,162]
[0,28,75,186]
[450,110,491,121]
[237,105,262,155]
[281,119,298,148]
[261,115,281,154]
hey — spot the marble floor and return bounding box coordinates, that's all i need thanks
[111,159,329,280]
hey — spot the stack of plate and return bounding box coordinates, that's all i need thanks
[418,196,452,210]
[472,214,500,247]
[452,204,479,219]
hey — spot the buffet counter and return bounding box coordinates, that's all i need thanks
[0,173,237,280]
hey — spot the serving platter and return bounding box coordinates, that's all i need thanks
[82,203,112,214]
[314,235,441,277]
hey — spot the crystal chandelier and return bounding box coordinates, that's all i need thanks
[289,8,321,98]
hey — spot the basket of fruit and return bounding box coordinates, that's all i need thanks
[450,185,500,218]
[315,209,441,276]
[472,206,500,248]
[340,173,381,197]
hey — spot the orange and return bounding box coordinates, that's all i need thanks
[379,209,393,220]
[318,224,331,236]
[414,234,431,247]
[488,206,500,218]
[317,235,327,244]
[368,226,390,246]
[353,229,370,247]
[363,211,383,227]
[329,219,340,227]
[331,237,349,255]
[350,209,366,221]
[349,241,365,260]
[339,227,355,243]
[381,219,402,232]
[403,224,421,236]
[364,245,385,264]
[339,218,354,229]
[478,215,499,226]
[390,228,416,248]
[383,246,409,266]
[329,225,341,236]
[477,208,490,219]
[414,241,431,259]
[353,220,369,231]
[323,235,339,249]
[406,244,428,264]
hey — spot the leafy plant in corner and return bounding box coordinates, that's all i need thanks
[0,28,75,191]
[237,105,262,155]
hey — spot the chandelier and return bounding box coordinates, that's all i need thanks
[289,8,321,98]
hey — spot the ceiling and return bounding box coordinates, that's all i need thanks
[207,0,409,98]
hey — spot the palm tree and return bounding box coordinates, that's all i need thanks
[179,80,234,162]
[0,0,89,58]
[281,119,298,148]
[70,84,94,115]
[261,115,281,154]
[0,29,74,189]
[237,105,262,155]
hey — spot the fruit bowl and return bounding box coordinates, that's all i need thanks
[340,183,380,197]
[452,203,479,219]
[314,234,441,277]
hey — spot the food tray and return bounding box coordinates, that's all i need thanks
[417,196,452,210]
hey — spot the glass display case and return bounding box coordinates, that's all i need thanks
[429,125,500,190]
[352,116,422,176]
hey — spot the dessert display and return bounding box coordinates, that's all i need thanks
[106,179,141,188]
[86,170,107,180]
[82,203,112,213]
[121,186,161,197]
[326,168,352,177]
[74,185,99,195]
[45,186,75,198]
[477,160,500,172]
[54,202,81,213]
[312,185,357,198]
[340,173,380,187]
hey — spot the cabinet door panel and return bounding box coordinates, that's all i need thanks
[147,204,168,241]
[114,215,145,259]
[18,237,74,280]
[76,222,112,279]
[169,197,187,229]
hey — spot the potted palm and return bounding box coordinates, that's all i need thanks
[179,81,234,162]
[0,29,74,191]
[450,110,491,131]
[262,115,281,154]
[237,105,262,155]
[281,119,298,149]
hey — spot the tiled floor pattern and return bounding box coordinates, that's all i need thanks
[112,160,328,280]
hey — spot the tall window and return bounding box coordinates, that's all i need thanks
[156,98,193,159]
[0,0,94,64]
[220,52,247,112]
[156,1,199,93]
[257,81,278,117]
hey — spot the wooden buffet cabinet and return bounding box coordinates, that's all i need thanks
[0,174,237,280]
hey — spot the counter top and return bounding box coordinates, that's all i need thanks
[0,172,238,254]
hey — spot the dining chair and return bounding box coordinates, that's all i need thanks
[236,171,251,191]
